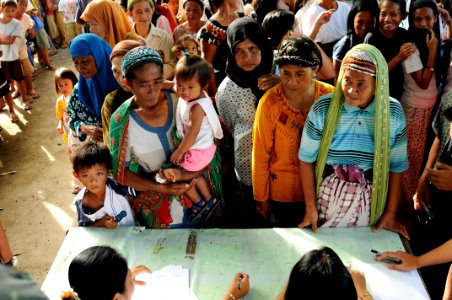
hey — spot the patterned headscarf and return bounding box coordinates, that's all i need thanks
[122,46,163,79]
[81,0,133,48]
[275,37,322,68]
[225,18,273,103]
[315,44,390,226]
[70,33,119,119]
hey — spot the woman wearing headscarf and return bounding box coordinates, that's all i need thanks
[198,0,242,92]
[68,34,119,143]
[298,44,409,238]
[101,39,142,147]
[216,18,273,227]
[110,47,223,228]
[252,37,334,227]
[81,0,141,48]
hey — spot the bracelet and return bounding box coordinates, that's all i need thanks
[426,66,434,71]
[228,293,237,300]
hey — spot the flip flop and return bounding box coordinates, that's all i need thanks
[44,65,57,70]
[29,91,40,99]
[23,102,32,110]
[9,113,19,123]
[201,196,219,219]
[187,198,208,222]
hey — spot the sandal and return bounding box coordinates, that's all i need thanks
[23,102,32,110]
[29,91,39,99]
[201,196,219,218]
[44,65,57,70]
[9,113,19,123]
[188,198,208,222]
[71,181,82,194]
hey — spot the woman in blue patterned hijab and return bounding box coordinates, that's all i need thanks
[68,34,119,143]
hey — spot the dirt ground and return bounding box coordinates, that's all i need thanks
[0,48,76,284]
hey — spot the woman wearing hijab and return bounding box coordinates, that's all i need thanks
[252,37,334,227]
[68,34,119,143]
[81,0,141,48]
[298,44,409,239]
[216,18,273,227]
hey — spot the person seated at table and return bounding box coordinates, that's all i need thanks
[63,245,249,300]
[73,141,137,228]
[276,246,373,300]
[298,44,409,238]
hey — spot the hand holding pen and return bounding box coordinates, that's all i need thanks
[373,249,421,271]
[224,272,250,300]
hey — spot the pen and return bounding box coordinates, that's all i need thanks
[371,249,402,264]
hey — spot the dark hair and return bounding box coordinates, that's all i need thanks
[408,0,446,88]
[262,9,295,49]
[54,68,78,95]
[380,0,406,16]
[72,141,112,174]
[172,34,200,56]
[1,0,17,8]
[175,55,212,89]
[284,247,357,300]
[68,246,129,300]
[255,0,279,24]
[444,105,452,122]
[183,0,204,10]
[346,0,379,33]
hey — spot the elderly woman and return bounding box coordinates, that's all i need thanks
[101,40,142,147]
[110,47,222,228]
[216,18,273,226]
[173,0,205,41]
[68,34,119,143]
[81,0,140,48]
[252,37,334,227]
[298,44,409,238]
[198,0,242,91]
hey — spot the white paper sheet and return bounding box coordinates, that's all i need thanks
[132,265,197,300]
[353,262,430,300]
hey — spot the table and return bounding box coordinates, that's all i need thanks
[41,227,430,300]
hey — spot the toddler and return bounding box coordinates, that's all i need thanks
[54,68,82,193]
[162,55,223,222]
[72,141,137,228]
[171,34,200,61]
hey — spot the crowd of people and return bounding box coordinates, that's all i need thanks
[2,0,452,298]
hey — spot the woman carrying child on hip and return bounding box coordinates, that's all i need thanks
[161,55,223,222]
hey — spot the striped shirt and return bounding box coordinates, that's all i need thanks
[299,95,409,172]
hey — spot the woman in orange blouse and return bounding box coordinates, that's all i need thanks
[252,37,334,227]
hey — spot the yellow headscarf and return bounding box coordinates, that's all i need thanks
[81,0,134,48]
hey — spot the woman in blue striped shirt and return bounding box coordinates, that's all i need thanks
[298,44,409,238]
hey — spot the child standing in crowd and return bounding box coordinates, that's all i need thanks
[0,67,18,122]
[0,0,30,110]
[162,55,223,222]
[365,0,415,101]
[58,0,81,44]
[73,141,137,228]
[400,0,447,207]
[128,0,175,79]
[54,68,82,194]
[171,34,200,61]
[333,0,379,82]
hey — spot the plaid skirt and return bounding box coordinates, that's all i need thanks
[317,165,371,228]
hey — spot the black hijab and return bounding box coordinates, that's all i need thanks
[225,18,273,105]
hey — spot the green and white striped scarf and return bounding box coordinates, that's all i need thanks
[314,44,390,225]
